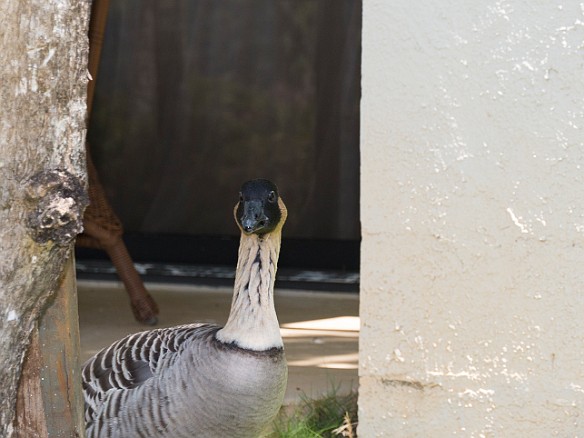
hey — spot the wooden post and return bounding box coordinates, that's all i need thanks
[14,256,86,437]
[14,330,49,438]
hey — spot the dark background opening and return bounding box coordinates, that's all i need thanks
[78,0,362,291]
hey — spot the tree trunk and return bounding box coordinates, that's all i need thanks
[0,0,90,436]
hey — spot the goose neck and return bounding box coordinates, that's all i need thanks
[216,231,283,351]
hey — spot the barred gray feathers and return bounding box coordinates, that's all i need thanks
[82,180,288,438]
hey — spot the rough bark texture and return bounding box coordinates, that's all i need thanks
[0,0,90,436]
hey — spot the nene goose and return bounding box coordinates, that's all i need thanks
[82,179,288,438]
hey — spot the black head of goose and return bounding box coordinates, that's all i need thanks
[82,179,288,438]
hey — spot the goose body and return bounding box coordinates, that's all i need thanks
[82,179,288,438]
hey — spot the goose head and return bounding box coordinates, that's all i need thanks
[235,179,286,236]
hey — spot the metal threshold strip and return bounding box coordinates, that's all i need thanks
[76,260,359,292]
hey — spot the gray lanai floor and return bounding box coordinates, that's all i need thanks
[77,280,359,404]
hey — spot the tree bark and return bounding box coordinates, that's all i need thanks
[0,0,90,436]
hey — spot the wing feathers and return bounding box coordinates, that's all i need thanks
[83,323,214,429]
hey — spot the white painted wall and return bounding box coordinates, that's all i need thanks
[359,0,584,436]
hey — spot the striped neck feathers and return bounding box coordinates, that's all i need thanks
[216,230,283,351]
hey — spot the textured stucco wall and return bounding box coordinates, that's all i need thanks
[360,0,584,436]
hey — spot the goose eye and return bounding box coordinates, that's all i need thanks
[267,191,276,203]
[239,192,244,202]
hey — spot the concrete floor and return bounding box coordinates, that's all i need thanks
[77,280,359,403]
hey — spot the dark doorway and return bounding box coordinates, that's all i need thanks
[79,0,361,290]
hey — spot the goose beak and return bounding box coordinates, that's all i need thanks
[240,200,269,234]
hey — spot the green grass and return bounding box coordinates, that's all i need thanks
[269,388,358,438]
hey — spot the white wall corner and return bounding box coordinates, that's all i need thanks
[360,0,584,435]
